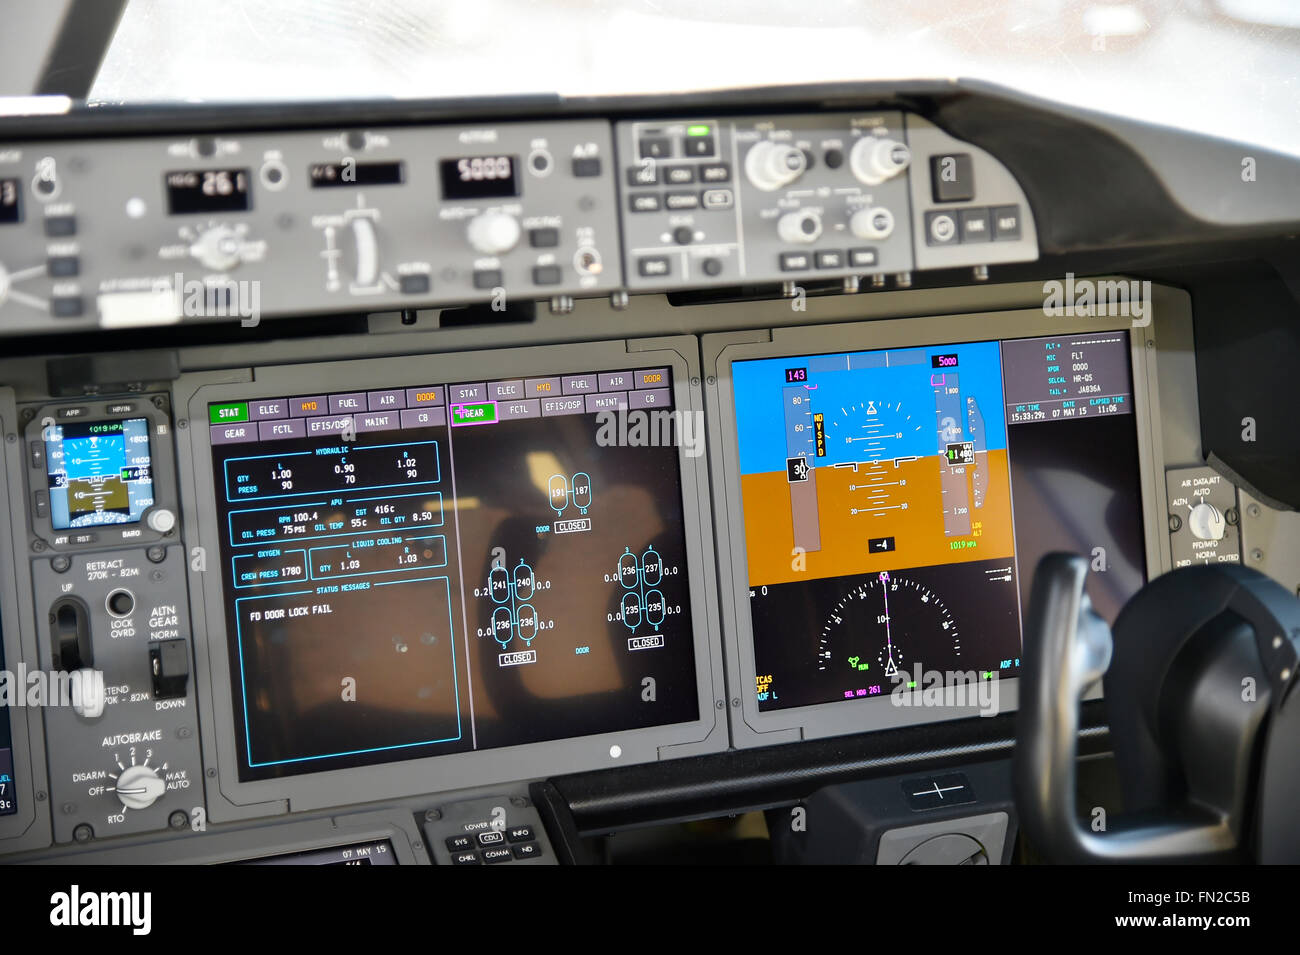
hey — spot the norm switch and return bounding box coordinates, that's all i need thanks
[150,638,190,699]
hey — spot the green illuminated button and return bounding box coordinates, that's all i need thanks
[209,402,249,424]
[451,402,497,426]
[686,125,712,137]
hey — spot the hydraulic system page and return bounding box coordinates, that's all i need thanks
[732,333,1145,713]
[207,369,698,780]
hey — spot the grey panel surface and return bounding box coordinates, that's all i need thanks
[422,795,553,866]
[173,336,726,820]
[704,299,1171,748]
[904,115,1039,271]
[615,112,918,290]
[0,120,622,335]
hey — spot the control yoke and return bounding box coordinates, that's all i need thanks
[1014,553,1300,863]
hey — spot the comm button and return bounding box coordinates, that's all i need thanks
[481,846,513,864]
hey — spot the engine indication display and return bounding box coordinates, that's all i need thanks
[207,367,698,780]
[733,332,1146,714]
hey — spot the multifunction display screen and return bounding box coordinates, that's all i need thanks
[732,332,1146,712]
[207,368,697,780]
[43,418,155,529]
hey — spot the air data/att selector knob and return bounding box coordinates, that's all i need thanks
[467,212,521,256]
[1188,502,1226,541]
[850,207,895,240]
[850,137,911,186]
[777,210,823,244]
[189,225,243,272]
[745,141,807,192]
[114,764,166,811]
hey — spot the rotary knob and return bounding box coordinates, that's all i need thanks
[466,212,521,256]
[850,137,911,186]
[189,225,243,272]
[1188,502,1226,541]
[114,764,166,811]
[850,206,895,240]
[777,210,822,244]
[745,141,807,192]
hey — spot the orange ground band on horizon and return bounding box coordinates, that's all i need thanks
[742,449,1016,587]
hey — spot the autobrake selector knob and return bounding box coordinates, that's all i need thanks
[850,137,911,186]
[777,210,822,244]
[114,764,165,810]
[467,212,521,256]
[189,225,243,272]
[745,141,807,192]
[850,207,895,240]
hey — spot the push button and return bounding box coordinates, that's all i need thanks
[779,252,811,271]
[512,842,543,860]
[663,165,695,184]
[472,269,503,290]
[699,163,731,183]
[571,157,602,177]
[959,207,991,243]
[476,829,505,847]
[47,256,80,278]
[930,153,975,203]
[627,166,659,187]
[925,211,959,246]
[51,296,85,317]
[532,265,562,285]
[451,851,481,866]
[629,194,661,213]
[505,825,535,843]
[815,250,845,269]
[445,834,473,852]
[638,137,671,160]
[399,274,430,294]
[529,227,559,248]
[992,205,1023,241]
[481,846,513,864]
[44,215,77,237]
[684,135,715,157]
[638,256,670,278]
[849,247,879,268]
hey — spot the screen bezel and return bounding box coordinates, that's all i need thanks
[705,306,1168,748]
[176,337,726,820]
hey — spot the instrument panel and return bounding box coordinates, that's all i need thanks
[0,90,1270,864]
[0,109,1034,335]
